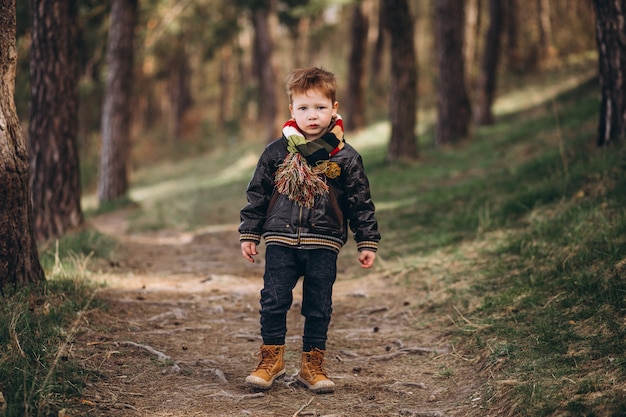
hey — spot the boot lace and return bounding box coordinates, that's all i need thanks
[255,348,278,371]
[308,349,327,377]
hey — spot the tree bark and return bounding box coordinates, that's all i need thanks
[434,0,472,146]
[382,0,418,162]
[369,0,387,108]
[346,0,369,131]
[29,0,83,243]
[251,5,278,142]
[537,0,556,62]
[505,0,521,71]
[0,0,46,288]
[474,0,503,126]
[593,0,626,146]
[98,0,137,204]
[167,34,192,141]
[464,0,481,79]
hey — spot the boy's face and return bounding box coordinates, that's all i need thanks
[289,89,339,141]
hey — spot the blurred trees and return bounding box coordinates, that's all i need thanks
[474,0,503,126]
[98,0,137,204]
[383,0,418,162]
[593,0,626,146]
[11,0,599,193]
[29,0,84,241]
[434,0,471,146]
[0,0,45,287]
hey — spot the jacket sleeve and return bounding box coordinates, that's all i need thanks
[239,149,275,243]
[343,153,381,252]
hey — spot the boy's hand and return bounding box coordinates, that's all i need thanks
[358,250,376,269]
[241,241,258,263]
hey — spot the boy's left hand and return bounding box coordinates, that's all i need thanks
[358,250,376,269]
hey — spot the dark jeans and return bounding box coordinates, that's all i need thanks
[260,245,338,351]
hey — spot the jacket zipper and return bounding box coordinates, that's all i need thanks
[297,205,303,245]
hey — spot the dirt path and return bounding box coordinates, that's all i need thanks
[72,210,487,417]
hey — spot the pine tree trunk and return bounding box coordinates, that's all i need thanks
[474,0,503,126]
[434,0,472,146]
[382,0,418,162]
[0,0,46,288]
[505,0,521,71]
[98,0,137,204]
[593,0,626,146]
[346,0,369,131]
[29,0,83,242]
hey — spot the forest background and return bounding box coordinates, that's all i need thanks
[13,0,597,198]
[2,0,626,416]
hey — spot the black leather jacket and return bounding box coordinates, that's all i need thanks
[239,138,380,253]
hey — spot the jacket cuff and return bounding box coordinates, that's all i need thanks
[357,241,378,252]
[240,232,262,244]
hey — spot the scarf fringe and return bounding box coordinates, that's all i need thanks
[275,153,329,209]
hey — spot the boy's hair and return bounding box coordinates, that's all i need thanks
[286,67,337,104]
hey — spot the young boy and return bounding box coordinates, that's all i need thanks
[239,67,380,393]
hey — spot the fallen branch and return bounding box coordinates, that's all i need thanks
[399,411,451,417]
[207,368,228,383]
[384,381,427,393]
[292,397,314,417]
[119,341,170,361]
[118,341,181,374]
[206,390,264,402]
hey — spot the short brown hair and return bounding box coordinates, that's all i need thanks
[285,67,337,104]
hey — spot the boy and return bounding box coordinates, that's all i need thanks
[239,67,380,393]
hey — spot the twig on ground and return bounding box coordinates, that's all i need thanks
[118,341,181,374]
[292,397,314,417]
[399,411,451,417]
[207,368,228,383]
[119,341,170,361]
[384,381,427,393]
[206,390,264,401]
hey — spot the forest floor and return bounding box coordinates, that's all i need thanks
[71,208,495,417]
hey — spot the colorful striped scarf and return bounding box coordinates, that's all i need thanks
[274,115,345,208]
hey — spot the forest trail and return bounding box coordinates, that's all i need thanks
[72,209,490,417]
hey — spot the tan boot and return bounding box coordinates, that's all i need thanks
[245,345,286,389]
[296,348,335,393]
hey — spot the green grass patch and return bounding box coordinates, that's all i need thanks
[0,230,116,416]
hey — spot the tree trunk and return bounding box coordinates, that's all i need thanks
[474,0,503,126]
[29,0,83,243]
[218,45,233,131]
[98,0,137,204]
[0,0,46,288]
[251,5,278,142]
[369,0,387,108]
[168,34,192,141]
[464,0,481,79]
[593,0,626,146]
[537,0,556,62]
[505,0,521,71]
[382,0,418,162]
[346,0,369,131]
[434,0,472,146]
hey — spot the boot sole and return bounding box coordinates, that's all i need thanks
[295,375,335,394]
[245,369,285,390]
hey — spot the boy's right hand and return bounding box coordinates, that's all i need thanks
[241,241,258,263]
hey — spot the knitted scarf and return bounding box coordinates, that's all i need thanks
[274,115,345,208]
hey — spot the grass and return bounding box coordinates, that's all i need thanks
[0,231,112,417]
[3,60,625,416]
